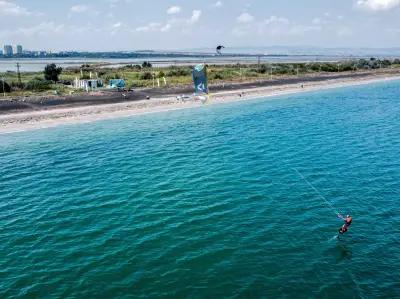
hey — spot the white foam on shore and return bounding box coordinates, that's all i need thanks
[1,75,400,135]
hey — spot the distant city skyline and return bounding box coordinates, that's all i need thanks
[0,0,399,51]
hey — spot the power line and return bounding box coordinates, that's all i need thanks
[292,168,341,216]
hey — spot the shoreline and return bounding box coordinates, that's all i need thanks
[1,73,400,135]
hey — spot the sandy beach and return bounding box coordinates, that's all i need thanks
[1,70,400,134]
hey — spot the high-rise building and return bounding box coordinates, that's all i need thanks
[14,45,23,55]
[3,45,13,56]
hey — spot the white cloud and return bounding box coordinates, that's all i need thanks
[213,1,223,7]
[189,10,202,23]
[105,0,132,7]
[312,18,322,25]
[113,22,122,28]
[161,24,171,32]
[336,26,352,36]
[256,16,291,36]
[237,12,255,23]
[136,22,162,32]
[263,16,289,25]
[106,0,132,3]
[288,25,322,35]
[233,15,323,38]
[15,22,65,36]
[356,0,400,11]
[167,6,181,14]
[135,9,201,34]
[70,4,89,13]
[0,0,34,16]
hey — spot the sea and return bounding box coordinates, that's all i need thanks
[1,81,399,298]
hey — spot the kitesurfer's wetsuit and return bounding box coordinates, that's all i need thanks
[339,216,352,234]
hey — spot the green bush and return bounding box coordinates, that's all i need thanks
[157,70,165,78]
[124,64,142,70]
[258,64,268,74]
[166,68,190,77]
[0,80,11,93]
[24,78,52,91]
[140,72,153,80]
[104,73,122,82]
[213,73,224,80]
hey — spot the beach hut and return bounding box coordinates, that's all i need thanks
[108,79,125,90]
[73,78,104,92]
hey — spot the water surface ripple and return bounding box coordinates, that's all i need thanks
[1,81,400,298]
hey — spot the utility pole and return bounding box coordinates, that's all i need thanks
[257,55,261,69]
[270,65,273,80]
[2,77,5,97]
[16,63,22,87]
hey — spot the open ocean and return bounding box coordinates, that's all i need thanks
[1,81,400,298]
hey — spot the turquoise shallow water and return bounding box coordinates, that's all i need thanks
[1,81,400,298]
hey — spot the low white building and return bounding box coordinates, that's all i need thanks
[73,78,103,91]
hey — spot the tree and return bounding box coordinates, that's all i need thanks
[142,61,152,68]
[0,79,11,93]
[44,63,62,82]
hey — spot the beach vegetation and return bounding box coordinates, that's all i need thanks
[44,64,63,82]
[1,57,399,96]
[212,73,224,80]
[98,71,107,77]
[258,64,268,74]
[140,72,153,80]
[0,80,11,93]
[166,67,191,77]
[24,78,53,91]
[157,71,165,78]
[104,73,123,82]
[80,64,93,71]
[124,64,142,70]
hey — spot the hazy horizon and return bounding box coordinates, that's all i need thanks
[0,0,400,52]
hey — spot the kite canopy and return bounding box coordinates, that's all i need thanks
[192,64,208,94]
[216,45,225,55]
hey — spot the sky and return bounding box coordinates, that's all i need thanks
[0,0,400,51]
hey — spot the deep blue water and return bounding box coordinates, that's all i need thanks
[1,81,400,298]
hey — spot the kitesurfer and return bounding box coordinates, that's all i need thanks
[338,214,352,235]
